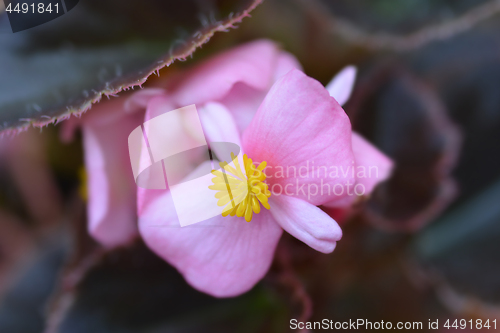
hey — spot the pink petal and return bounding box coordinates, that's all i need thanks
[172,39,279,107]
[273,51,303,81]
[143,95,177,122]
[198,103,249,176]
[124,88,167,113]
[199,102,243,152]
[323,132,394,209]
[82,104,142,247]
[242,69,356,206]
[325,66,357,106]
[351,132,393,193]
[142,101,207,163]
[139,190,283,297]
[270,194,342,253]
[219,84,268,133]
[220,51,303,133]
[139,99,211,190]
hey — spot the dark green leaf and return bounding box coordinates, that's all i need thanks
[0,0,262,135]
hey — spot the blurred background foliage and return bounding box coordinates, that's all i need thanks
[1,0,500,332]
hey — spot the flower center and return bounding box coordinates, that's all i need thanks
[209,153,271,222]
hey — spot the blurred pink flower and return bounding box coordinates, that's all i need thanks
[72,39,393,296]
[76,98,145,247]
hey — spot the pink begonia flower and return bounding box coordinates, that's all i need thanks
[75,39,392,296]
[77,98,147,247]
[138,66,393,297]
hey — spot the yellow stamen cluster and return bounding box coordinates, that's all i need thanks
[209,153,271,222]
